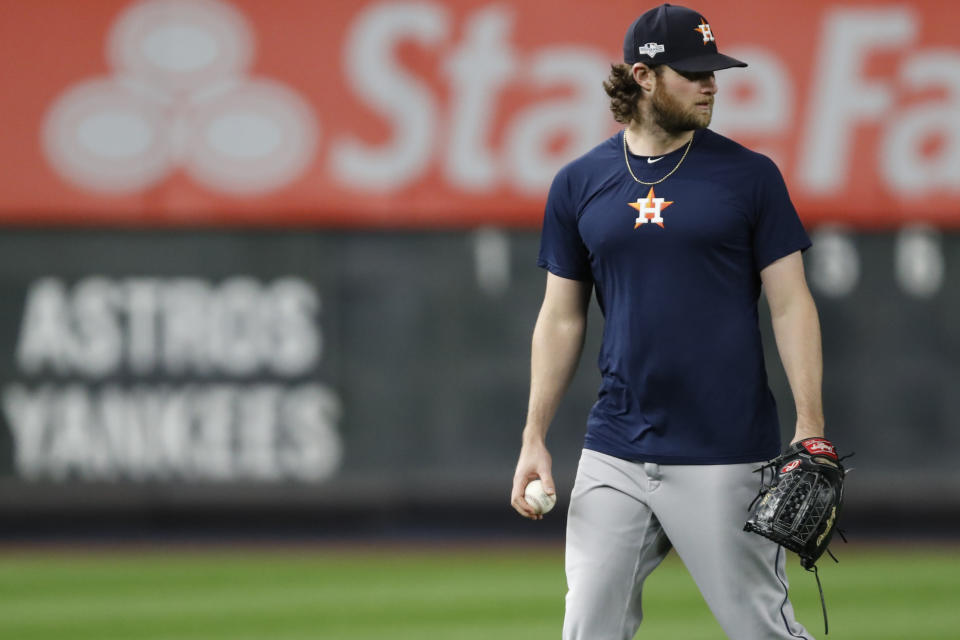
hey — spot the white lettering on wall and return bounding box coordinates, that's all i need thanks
[711,46,791,137]
[882,53,960,193]
[17,277,319,378]
[8,275,341,483]
[37,1,960,208]
[331,3,608,195]
[503,47,608,193]
[3,383,341,482]
[331,2,448,190]
[442,6,516,191]
[799,8,915,193]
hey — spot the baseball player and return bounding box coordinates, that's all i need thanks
[510,4,827,639]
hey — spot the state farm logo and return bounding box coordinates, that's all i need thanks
[42,0,316,195]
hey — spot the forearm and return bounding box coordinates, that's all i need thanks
[523,308,587,445]
[770,290,824,441]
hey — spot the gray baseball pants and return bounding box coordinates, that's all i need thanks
[563,449,814,640]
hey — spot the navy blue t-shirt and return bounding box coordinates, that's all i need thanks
[538,128,811,464]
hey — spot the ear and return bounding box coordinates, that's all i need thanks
[631,63,656,94]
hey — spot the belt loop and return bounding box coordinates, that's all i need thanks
[643,462,662,484]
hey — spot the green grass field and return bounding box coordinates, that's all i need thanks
[0,543,955,639]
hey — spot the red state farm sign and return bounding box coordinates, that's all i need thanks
[0,0,957,228]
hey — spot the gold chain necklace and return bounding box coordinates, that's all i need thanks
[622,130,693,185]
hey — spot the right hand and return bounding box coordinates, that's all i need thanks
[510,437,556,520]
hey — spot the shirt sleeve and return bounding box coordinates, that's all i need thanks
[537,168,593,281]
[752,156,812,272]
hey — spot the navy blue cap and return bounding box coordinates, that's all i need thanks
[623,4,747,72]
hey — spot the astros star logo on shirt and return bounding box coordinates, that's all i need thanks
[628,187,674,228]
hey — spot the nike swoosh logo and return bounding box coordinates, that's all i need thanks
[647,156,665,164]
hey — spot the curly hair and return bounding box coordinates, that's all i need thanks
[602,63,662,124]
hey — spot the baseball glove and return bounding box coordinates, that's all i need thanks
[744,437,847,569]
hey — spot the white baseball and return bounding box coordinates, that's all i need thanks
[524,479,557,515]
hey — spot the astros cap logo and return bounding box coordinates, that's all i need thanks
[694,19,715,44]
[628,187,673,229]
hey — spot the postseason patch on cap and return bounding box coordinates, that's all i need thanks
[638,42,665,58]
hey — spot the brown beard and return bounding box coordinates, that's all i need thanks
[651,83,712,134]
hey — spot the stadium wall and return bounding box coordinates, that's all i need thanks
[0,229,957,538]
[0,0,958,537]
